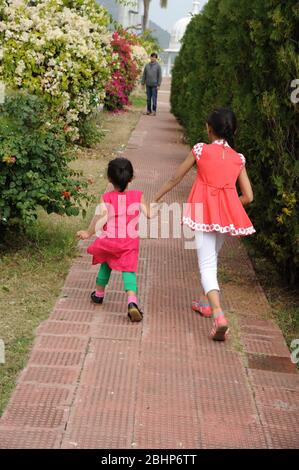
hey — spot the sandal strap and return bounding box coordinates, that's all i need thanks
[193,299,210,307]
[213,311,225,319]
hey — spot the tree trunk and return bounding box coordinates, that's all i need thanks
[142,0,167,32]
[143,0,150,31]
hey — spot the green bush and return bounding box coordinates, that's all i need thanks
[171,0,299,285]
[78,113,104,148]
[0,91,90,231]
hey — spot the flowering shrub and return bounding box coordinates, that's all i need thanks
[104,29,147,111]
[131,44,149,72]
[0,0,112,138]
[0,91,90,229]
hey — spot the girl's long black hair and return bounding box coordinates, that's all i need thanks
[107,157,134,192]
[207,108,237,149]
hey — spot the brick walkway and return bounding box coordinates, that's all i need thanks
[0,80,298,449]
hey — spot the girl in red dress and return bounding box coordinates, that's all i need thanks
[77,157,154,322]
[154,108,255,341]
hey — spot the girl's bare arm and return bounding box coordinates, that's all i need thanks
[140,195,159,219]
[238,168,254,206]
[153,151,195,202]
[77,196,108,239]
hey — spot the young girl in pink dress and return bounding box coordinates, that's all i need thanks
[77,157,154,322]
[154,108,255,341]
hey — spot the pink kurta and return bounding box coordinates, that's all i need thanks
[87,190,143,272]
[183,140,255,236]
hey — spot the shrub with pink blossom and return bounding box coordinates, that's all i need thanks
[104,29,147,112]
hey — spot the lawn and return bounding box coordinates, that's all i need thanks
[245,244,299,353]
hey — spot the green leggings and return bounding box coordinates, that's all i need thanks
[96,262,137,293]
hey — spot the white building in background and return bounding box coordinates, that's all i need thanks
[162,1,201,77]
[99,0,143,30]
[117,0,143,29]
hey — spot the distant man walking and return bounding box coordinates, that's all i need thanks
[141,53,162,116]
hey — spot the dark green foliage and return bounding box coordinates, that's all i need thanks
[171,0,299,285]
[0,91,90,232]
[78,113,104,148]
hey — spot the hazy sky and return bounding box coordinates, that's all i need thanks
[149,0,208,32]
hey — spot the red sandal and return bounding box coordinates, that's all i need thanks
[209,312,229,341]
[192,299,212,317]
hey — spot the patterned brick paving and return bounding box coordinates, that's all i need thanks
[0,80,298,448]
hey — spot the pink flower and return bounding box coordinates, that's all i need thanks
[2,155,16,165]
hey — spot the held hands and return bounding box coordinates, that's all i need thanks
[150,202,161,217]
[77,230,91,240]
[153,194,163,204]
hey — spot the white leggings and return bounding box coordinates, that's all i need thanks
[195,231,226,295]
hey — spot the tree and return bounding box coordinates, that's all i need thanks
[143,0,168,32]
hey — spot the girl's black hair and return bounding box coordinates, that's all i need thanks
[107,157,134,192]
[207,108,237,149]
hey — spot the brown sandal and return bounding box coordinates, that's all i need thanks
[128,303,143,322]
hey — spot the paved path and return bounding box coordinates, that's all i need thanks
[0,80,298,449]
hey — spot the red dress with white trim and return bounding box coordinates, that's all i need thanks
[183,140,255,237]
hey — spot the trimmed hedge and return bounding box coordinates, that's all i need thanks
[171,0,299,285]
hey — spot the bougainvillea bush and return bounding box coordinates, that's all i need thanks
[104,29,147,111]
[0,91,90,231]
[0,0,112,140]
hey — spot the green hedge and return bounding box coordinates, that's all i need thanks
[171,0,299,285]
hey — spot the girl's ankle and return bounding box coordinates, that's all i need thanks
[212,309,228,325]
[212,308,224,317]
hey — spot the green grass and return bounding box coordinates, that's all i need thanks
[218,240,299,365]
[243,241,299,352]
[218,266,235,284]
[130,95,147,108]
[0,202,103,414]
[0,106,142,415]
[0,230,73,412]
[129,85,147,109]
[226,309,247,361]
